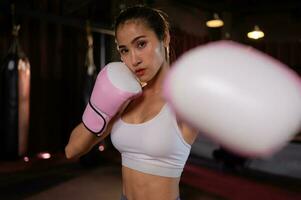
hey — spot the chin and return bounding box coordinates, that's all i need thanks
[139,71,156,83]
[138,75,149,83]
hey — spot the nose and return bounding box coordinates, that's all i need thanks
[130,50,142,67]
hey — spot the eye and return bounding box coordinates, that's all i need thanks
[137,40,147,49]
[119,48,128,55]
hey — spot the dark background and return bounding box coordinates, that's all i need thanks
[0,0,300,156]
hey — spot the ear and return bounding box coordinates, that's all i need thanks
[115,42,123,62]
[163,30,170,48]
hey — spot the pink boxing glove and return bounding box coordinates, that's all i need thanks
[82,62,142,136]
[163,41,301,158]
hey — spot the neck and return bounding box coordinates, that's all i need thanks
[142,62,169,97]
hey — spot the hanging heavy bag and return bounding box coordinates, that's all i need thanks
[0,25,30,159]
[17,57,30,157]
[82,33,96,106]
[80,28,100,167]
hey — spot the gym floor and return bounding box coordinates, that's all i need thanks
[0,150,300,200]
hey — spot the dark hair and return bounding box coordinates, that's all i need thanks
[114,5,169,41]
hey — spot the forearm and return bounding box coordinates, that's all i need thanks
[65,118,116,159]
[65,123,98,159]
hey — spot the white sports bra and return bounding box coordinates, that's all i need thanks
[110,104,191,177]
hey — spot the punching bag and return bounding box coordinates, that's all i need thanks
[80,25,101,167]
[82,24,97,106]
[0,25,31,160]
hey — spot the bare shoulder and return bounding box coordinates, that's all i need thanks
[175,117,198,145]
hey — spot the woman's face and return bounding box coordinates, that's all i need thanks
[116,20,166,83]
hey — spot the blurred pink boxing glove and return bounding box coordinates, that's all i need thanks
[82,62,142,136]
[163,41,301,158]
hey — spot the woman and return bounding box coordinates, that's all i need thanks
[65,5,198,200]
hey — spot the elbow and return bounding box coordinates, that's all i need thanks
[65,143,87,160]
[65,145,76,160]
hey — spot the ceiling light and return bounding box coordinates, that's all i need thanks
[247,25,264,39]
[206,13,224,28]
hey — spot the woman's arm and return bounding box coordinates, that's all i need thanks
[65,62,142,159]
[65,117,116,159]
[65,99,129,160]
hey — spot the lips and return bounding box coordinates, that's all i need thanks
[135,68,145,76]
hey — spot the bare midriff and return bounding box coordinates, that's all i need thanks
[122,166,180,200]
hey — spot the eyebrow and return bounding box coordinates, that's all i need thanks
[118,35,146,49]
